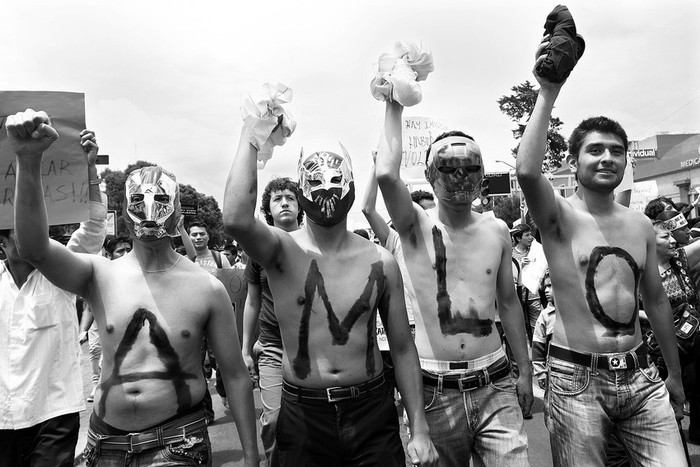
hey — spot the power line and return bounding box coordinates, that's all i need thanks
[632,94,700,138]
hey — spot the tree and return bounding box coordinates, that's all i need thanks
[491,195,522,228]
[101,160,227,248]
[497,80,567,172]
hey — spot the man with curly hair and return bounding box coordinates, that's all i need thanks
[241,177,303,467]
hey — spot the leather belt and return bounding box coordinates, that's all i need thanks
[282,373,386,403]
[422,358,511,392]
[548,343,649,371]
[86,409,207,454]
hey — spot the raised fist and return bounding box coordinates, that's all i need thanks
[5,109,59,158]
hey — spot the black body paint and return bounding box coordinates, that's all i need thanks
[585,246,639,335]
[432,226,493,337]
[292,260,384,379]
[98,308,198,415]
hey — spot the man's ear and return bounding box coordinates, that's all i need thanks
[567,154,577,175]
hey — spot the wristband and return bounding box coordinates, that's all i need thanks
[89,178,102,186]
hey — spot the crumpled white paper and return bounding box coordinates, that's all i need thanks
[370,41,434,107]
[241,82,297,168]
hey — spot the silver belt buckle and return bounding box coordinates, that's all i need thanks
[607,354,627,370]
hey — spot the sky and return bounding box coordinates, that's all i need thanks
[3,0,699,229]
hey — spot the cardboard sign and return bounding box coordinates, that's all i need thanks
[401,116,447,169]
[215,268,248,343]
[0,91,88,229]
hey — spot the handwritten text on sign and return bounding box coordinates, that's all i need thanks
[401,116,447,169]
[0,91,87,229]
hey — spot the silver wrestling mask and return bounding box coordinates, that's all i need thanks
[123,166,181,239]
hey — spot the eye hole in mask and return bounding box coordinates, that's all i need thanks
[154,194,170,203]
[131,194,144,203]
[436,165,482,175]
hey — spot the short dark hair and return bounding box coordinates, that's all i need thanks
[353,228,370,240]
[105,236,132,256]
[0,229,10,239]
[187,221,208,234]
[568,116,628,161]
[425,131,475,165]
[644,197,677,221]
[261,177,304,226]
[411,190,434,205]
[223,243,237,254]
[511,223,532,244]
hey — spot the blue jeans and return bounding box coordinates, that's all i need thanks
[545,355,687,467]
[256,341,283,467]
[423,374,529,466]
[79,409,211,467]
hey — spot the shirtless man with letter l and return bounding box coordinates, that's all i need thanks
[375,98,532,466]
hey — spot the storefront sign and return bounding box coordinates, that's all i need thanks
[680,157,700,169]
[628,148,657,158]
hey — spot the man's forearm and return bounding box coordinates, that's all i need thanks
[223,131,259,233]
[516,88,560,179]
[223,375,259,463]
[375,101,403,179]
[392,346,431,435]
[500,304,532,375]
[15,156,51,259]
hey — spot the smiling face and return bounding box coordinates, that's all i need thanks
[654,224,677,261]
[425,136,484,206]
[569,132,626,193]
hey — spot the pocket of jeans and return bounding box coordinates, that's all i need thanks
[548,360,589,396]
[489,375,517,395]
[423,384,438,412]
[639,361,663,384]
[162,434,210,465]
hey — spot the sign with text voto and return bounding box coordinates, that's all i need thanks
[0,91,87,229]
[401,116,447,170]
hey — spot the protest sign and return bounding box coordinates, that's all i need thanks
[0,91,87,229]
[401,116,447,169]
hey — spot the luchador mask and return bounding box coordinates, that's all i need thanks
[425,135,486,205]
[123,166,181,239]
[296,144,355,226]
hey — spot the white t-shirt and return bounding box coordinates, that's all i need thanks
[195,249,232,276]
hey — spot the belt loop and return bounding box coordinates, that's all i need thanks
[482,367,491,386]
[156,426,164,446]
[591,354,598,375]
[437,374,443,395]
[631,351,640,370]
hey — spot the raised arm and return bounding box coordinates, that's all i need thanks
[177,216,196,261]
[67,129,107,255]
[639,222,685,419]
[375,101,419,235]
[380,250,438,466]
[9,109,94,297]
[223,129,283,269]
[204,280,259,466]
[516,36,565,233]
[361,160,391,246]
[494,223,533,414]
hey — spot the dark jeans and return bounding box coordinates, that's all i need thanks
[277,380,404,466]
[0,412,80,467]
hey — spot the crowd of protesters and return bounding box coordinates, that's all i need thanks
[1,7,696,467]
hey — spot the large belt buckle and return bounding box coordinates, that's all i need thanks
[326,385,359,403]
[607,354,628,370]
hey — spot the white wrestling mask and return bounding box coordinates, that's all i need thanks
[123,166,181,239]
[296,144,355,226]
[425,134,486,205]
